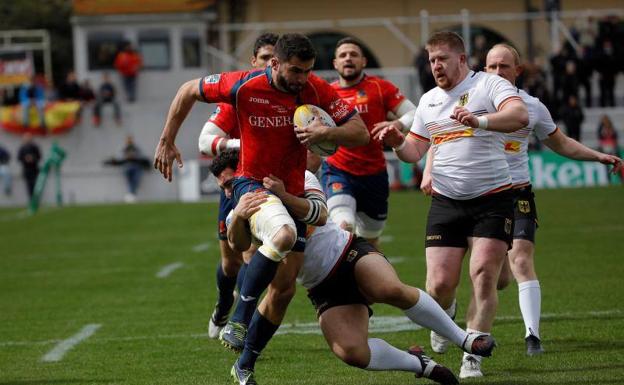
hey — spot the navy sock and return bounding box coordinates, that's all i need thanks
[214,264,237,320]
[236,263,248,292]
[230,250,279,326]
[238,311,279,370]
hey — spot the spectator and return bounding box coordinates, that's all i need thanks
[107,135,149,203]
[19,76,46,129]
[470,34,488,71]
[17,133,41,199]
[597,115,622,182]
[595,40,617,107]
[0,144,11,196]
[57,71,81,101]
[93,73,121,127]
[561,60,580,105]
[79,79,96,103]
[577,46,594,107]
[114,42,142,103]
[560,95,584,142]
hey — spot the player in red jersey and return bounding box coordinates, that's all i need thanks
[197,33,279,340]
[153,33,368,385]
[323,37,417,249]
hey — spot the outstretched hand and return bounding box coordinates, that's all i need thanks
[599,153,623,174]
[153,139,183,182]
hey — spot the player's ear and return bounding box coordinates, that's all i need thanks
[362,56,367,69]
[250,55,257,67]
[270,57,280,71]
[516,64,523,77]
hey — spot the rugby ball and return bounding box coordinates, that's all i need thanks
[293,104,338,156]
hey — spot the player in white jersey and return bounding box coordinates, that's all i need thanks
[462,43,623,356]
[372,31,529,379]
[227,170,499,385]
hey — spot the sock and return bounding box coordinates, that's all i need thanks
[214,264,237,319]
[238,312,280,370]
[518,280,541,338]
[236,263,248,292]
[445,299,457,318]
[230,250,279,326]
[404,289,466,347]
[366,338,422,373]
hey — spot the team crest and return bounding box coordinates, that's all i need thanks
[346,249,359,262]
[518,200,531,214]
[356,90,368,104]
[331,182,344,193]
[458,93,469,107]
[204,74,221,84]
[504,218,513,234]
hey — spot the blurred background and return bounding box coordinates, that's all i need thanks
[0,0,622,209]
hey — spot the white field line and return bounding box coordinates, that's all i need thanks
[387,256,407,264]
[40,324,101,362]
[3,309,622,348]
[156,262,184,278]
[192,242,211,252]
[379,235,394,243]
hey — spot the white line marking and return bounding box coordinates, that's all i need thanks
[379,235,394,242]
[4,309,622,347]
[192,242,211,252]
[41,324,101,362]
[387,256,407,264]
[156,262,184,278]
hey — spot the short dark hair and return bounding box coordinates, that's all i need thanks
[274,33,316,62]
[253,33,279,57]
[335,37,365,56]
[208,149,239,177]
[426,31,466,54]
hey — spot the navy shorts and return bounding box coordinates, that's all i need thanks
[217,190,234,241]
[320,162,389,221]
[232,177,306,252]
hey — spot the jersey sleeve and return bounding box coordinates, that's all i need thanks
[380,79,406,112]
[408,103,430,142]
[533,100,558,140]
[304,170,324,195]
[315,78,357,126]
[199,72,244,104]
[208,103,238,136]
[486,74,522,111]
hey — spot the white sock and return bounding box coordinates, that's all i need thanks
[404,290,466,347]
[518,280,541,338]
[366,338,422,373]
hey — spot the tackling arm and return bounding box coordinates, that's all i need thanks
[198,121,240,156]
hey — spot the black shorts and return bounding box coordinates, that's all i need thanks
[425,189,515,248]
[512,185,538,242]
[307,237,380,318]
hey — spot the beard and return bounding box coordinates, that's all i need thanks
[339,67,362,82]
[276,72,303,94]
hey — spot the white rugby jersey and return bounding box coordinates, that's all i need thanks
[504,89,558,187]
[409,71,522,200]
[297,219,353,290]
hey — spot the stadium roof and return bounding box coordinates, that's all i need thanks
[73,0,216,15]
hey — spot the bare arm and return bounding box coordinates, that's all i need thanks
[372,124,430,163]
[420,146,434,195]
[451,98,529,133]
[154,78,203,181]
[296,114,369,148]
[543,129,623,173]
[263,174,328,226]
[198,121,239,156]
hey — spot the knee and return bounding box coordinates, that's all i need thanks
[426,276,456,299]
[471,267,499,293]
[510,252,533,275]
[374,283,408,304]
[332,343,369,368]
[270,225,296,253]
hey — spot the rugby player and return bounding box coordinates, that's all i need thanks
[372,31,529,378]
[461,43,622,356]
[222,156,495,385]
[323,37,417,249]
[153,32,368,380]
[197,33,278,339]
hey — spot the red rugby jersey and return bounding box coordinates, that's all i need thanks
[200,68,356,196]
[327,75,405,175]
[208,103,240,139]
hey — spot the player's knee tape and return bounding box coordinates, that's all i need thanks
[327,194,356,232]
[355,212,386,239]
[249,195,296,261]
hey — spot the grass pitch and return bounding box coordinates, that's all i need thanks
[1,186,624,385]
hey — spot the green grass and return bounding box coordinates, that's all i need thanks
[1,187,624,385]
